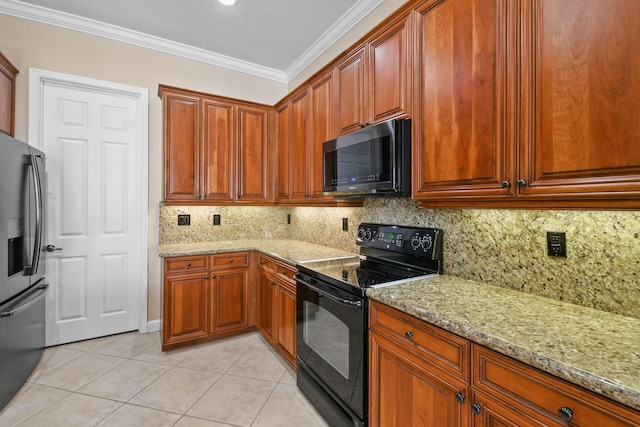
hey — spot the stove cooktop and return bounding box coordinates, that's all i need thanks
[297,255,437,291]
[296,223,443,296]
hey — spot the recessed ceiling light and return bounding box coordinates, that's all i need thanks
[218,0,237,6]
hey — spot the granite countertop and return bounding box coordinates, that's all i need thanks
[367,276,640,411]
[158,239,357,265]
[159,240,639,411]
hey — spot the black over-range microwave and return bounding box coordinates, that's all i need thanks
[322,118,411,197]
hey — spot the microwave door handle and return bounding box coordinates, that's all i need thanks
[25,154,43,276]
[300,280,363,308]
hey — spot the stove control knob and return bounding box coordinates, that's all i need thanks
[363,228,372,241]
[357,227,365,240]
[421,235,433,251]
[410,235,421,250]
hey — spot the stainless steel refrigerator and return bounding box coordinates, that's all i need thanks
[0,132,48,410]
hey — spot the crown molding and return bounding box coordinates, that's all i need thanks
[285,0,384,82]
[0,0,288,82]
[0,0,383,84]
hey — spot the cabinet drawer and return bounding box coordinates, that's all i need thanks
[258,254,276,272]
[275,261,296,284]
[473,345,640,426]
[211,252,248,269]
[164,256,209,274]
[369,300,469,381]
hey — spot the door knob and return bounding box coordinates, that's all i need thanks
[45,244,63,252]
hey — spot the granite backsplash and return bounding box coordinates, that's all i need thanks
[159,200,640,319]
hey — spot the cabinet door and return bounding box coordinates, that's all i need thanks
[519,0,640,202]
[257,271,276,342]
[236,105,271,203]
[369,331,469,427]
[335,47,367,135]
[470,390,551,427]
[275,102,291,201]
[290,90,311,201]
[202,98,234,202]
[0,52,18,136]
[309,70,335,200]
[211,269,249,333]
[413,0,516,199]
[163,273,209,349]
[163,91,201,201]
[368,14,411,123]
[275,281,296,366]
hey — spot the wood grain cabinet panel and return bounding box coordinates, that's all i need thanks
[162,252,252,350]
[471,344,640,426]
[160,85,272,205]
[0,51,19,137]
[211,269,249,333]
[309,70,336,200]
[236,104,271,203]
[162,91,201,202]
[163,272,209,348]
[334,13,411,136]
[289,89,311,201]
[275,102,291,201]
[202,98,234,202]
[519,0,640,203]
[257,254,297,368]
[413,0,515,199]
[413,0,640,208]
[369,300,470,427]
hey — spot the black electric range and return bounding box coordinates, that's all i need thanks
[296,222,443,297]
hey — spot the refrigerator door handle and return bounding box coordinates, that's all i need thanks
[0,283,48,317]
[25,154,44,276]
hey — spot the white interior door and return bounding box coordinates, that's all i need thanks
[40,79,146,346]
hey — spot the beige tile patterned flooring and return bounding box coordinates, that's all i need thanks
[0,331,330,427]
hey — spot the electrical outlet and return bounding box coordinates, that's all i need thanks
[547,231,567,257]
[213,214,221,225]
[342,218,349,231]
[287,213,291,224]
[177,214,190,226]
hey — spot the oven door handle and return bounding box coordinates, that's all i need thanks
[299,279,363,308]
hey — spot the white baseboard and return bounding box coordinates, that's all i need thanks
[146,319,161,333]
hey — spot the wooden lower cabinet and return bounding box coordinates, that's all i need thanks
[162,252,251,350]
[210,268,249,333]
[370,330,469,427]
[257,254,297,367]
[369,300,469,427]
[163,272,209,348]
[471,345,640,427]
[274,278,296,366]
[369,301,640,427]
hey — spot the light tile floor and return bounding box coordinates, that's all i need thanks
[0,331,330,427]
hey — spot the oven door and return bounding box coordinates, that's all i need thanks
[295,273,366,423]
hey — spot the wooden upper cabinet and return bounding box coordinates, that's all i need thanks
[413,0,516,200]
[160,85,272,205]
[335,13,411,136]
[309,70,335,199]
[368,14,411,124]
[162,90,201,202]
[290,89,311,201]
[0,51,19,137]
[236,104,271,203]
[335,47,367,135]
[275,102,291,202]
[519,0,640,204]
[202,98,234,202]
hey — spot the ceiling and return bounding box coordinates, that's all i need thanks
[0,0,385,82]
